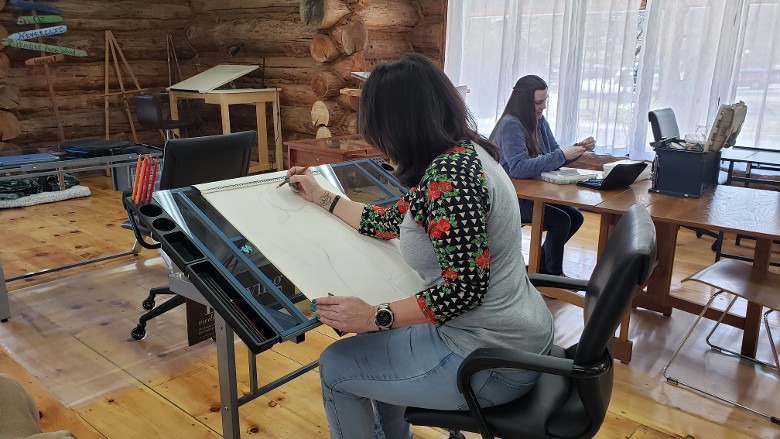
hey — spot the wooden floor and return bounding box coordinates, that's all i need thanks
[1,173,779,438]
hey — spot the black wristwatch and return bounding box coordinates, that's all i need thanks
[375,303,394,331]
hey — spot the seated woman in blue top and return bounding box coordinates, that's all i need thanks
[489,75,595,276]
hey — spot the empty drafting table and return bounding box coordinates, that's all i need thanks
[168,65,283,172]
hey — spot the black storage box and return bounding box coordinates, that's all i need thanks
[650,147,721,198]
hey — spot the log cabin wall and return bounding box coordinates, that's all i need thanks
[1,0,447,165]
[0,0,195,154]
[188,0,446,165]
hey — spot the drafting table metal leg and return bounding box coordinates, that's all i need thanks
[0,258,10,322]
[5,240,141,283]
[215,313,240,439]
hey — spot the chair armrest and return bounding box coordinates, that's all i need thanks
[455,347,612,439]
[528,273,589,291]
[456,348,575,394]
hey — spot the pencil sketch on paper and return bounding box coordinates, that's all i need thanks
[195,172,423,304]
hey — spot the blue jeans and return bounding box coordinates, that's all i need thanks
[319,324,542,439]
[519,199,584,275]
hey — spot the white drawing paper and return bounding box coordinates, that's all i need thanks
[195,171,423,304]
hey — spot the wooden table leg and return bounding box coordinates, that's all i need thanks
[272,91,283,170]
[169,94,181,138]
[645,221,675,315]
[742,237,771,357]
[597,213,617,256]
[255,103,269,169]
[527,201,545,273]
[219,96,231,135]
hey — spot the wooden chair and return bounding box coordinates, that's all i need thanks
[662,259,780,423]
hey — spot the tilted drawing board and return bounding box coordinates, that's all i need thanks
[195,171,423,305]
[168,64,259,93]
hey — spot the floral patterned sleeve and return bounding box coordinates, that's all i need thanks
[355,143,491,325]
[357,195,411,240]
[411,144,491,325]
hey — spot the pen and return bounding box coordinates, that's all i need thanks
[277,165,311,188]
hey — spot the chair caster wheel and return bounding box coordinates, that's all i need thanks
[696,231,703,238]
[711,242,719,252]
[448,432,466,439]
[131,325,147,340]
[142,297,155,310]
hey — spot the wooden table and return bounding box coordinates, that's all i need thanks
[168,88,283,172]
[513,178,780,363]
[284,134,385,168]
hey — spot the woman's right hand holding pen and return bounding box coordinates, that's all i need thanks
[286,166,326,203]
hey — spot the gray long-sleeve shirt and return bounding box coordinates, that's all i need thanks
[491,114,568,178]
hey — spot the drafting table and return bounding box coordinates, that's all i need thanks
[123,158,406,439]
[168,65,282,172]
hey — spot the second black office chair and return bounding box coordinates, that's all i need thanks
[405,204,657,439]
[648,108,721,248]
[134,94,197,143]
[127,131,256,341]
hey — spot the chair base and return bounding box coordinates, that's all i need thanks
[131,293,186,341]
[662,291,780,424]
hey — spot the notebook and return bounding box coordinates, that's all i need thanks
[576,162,648,190]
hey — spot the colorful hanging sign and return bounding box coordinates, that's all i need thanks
[16,15,64,25]
[24,54,66,65]
[7,25,67,41]
[2,39,87,57]
[8,0,62,15]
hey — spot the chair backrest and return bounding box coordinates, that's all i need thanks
[648,108,680,141]
[134,94,165,127]
[554,204,656,436]
[159,131,256,190]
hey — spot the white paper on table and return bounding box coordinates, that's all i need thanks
[195,171,423,304]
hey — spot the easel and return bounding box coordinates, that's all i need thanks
[165,34,196,136]
[103,30,145,143]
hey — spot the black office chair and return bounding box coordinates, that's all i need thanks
[648,108,680,142]
[126,131,257,341]
[648,108,721,248]
[134,94,197,143]
[405,204,657,439]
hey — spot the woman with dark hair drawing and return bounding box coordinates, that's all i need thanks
[285,53,553,439]
[490,75,595,276]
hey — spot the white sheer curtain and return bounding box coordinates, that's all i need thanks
[446,0,780,159]
[445,0,642,154]
[631,0,744,158]
[732,1,780,150]
[631,0,780,157]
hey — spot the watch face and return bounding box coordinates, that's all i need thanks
[376,309,393,328]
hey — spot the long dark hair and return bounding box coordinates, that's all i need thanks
[358,52,499,187]
[492,75,548,158]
